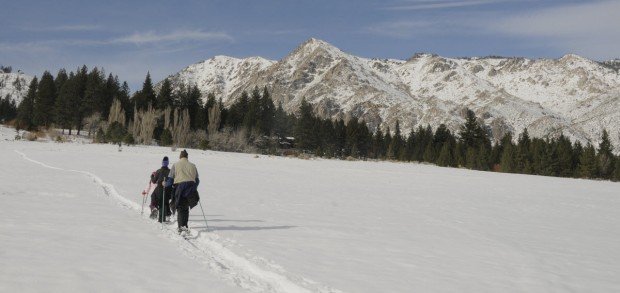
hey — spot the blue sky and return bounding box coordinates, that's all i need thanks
[1,0,618,90]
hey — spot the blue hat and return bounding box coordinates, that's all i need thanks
[162,156,169,167]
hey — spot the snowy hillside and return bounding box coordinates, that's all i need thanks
[2,126,619,292]
[159,38,620,148]
[0,71,32,103]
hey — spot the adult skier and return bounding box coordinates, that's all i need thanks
[165,150,199,235]
[149,156,172,223]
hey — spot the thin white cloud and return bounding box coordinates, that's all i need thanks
[368,0,620,59]
[245,29,307,36]
[0,30,234,53]
[496,1,618,37]
[494,0,620,59]
[0,42,55,52]
[365,20,452,38]
[385,0,504,11]
[21,24,104,32]
[110,30,233,45]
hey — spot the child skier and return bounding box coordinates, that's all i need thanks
[149,156,173,223]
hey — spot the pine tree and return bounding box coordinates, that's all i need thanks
[476,143,491,170]
[259,87,275,135]
[384,126,394,159]
[334,119,346,157]
[597,129,614,179]
[433,124,451,147]
[243,87,261,131]
[555,135,574,177]
[422,141,435,163]
[16,77,38,130]
[455,142,466,167]
[33,71,56,128]
[539,140,559,176]
[228,91,249,129]
[187,84,203,129]
[416,125,433,162]
[101,73,119,118]
[0,95,18,122]
[142,72,156,108]
[55,69,68,95]
[357,121,371,158]
[459,109,484,148]
[500,143,516,172]
[345,119,361,157]
[579,143,598,179]
[436,142,454,167]
[119,81,132,121]
[389,121,403,159]
[55,74,77,134]
[73,66,89,134]
[572,141,583,177]
[465,147,477,169]
[133,72,156,111]
[403,129,415,161]
[516,128,532,173]
[294,98,317,150]
[613,156,620,182]
[273,102,290,137]
[156,78,174,110]
[529,138,542,174]
[82,67,105,121]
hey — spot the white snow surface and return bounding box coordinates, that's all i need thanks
[1,126,619,292]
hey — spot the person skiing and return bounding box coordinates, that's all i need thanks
[149,156,173,223]
[165,150,199,235]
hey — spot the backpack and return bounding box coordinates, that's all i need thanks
[187,189,200,209]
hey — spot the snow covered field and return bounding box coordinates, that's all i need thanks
[1,126,619,292]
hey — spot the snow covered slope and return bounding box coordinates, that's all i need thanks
[160,38,620,148]
[2,127,619,292]
[0,71,32,103]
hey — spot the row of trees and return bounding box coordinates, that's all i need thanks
[9,70,620,181]
[217,87,619,181]
[15,66,132,135]
[289,107,620,181]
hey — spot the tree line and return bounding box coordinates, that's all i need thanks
[7,69,620,181]
[288,103,620,181]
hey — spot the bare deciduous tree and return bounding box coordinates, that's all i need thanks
[208,103,221,135]
[170,108,190,147]
[129,105,160,145]
[84,112,102,137]
[108,99,126,126]
[139,105,159,144]
[163,107,172,130]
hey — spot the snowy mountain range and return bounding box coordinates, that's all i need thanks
[160,38,620,148]
[0,71,31,102]
[2,38,618,147]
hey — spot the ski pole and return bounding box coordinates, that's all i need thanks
[141,182,152,215]
[161,182,165,228]
[198,199,210,232]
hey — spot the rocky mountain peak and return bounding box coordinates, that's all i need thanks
[154,39,620,149]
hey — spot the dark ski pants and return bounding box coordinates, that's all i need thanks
[177,197,189,229]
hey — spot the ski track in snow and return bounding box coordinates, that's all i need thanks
[14,150,342,293]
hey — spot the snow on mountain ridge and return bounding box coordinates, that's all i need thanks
[159,38,620,147]
[0,72,32,104]
[161,55,275,104]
